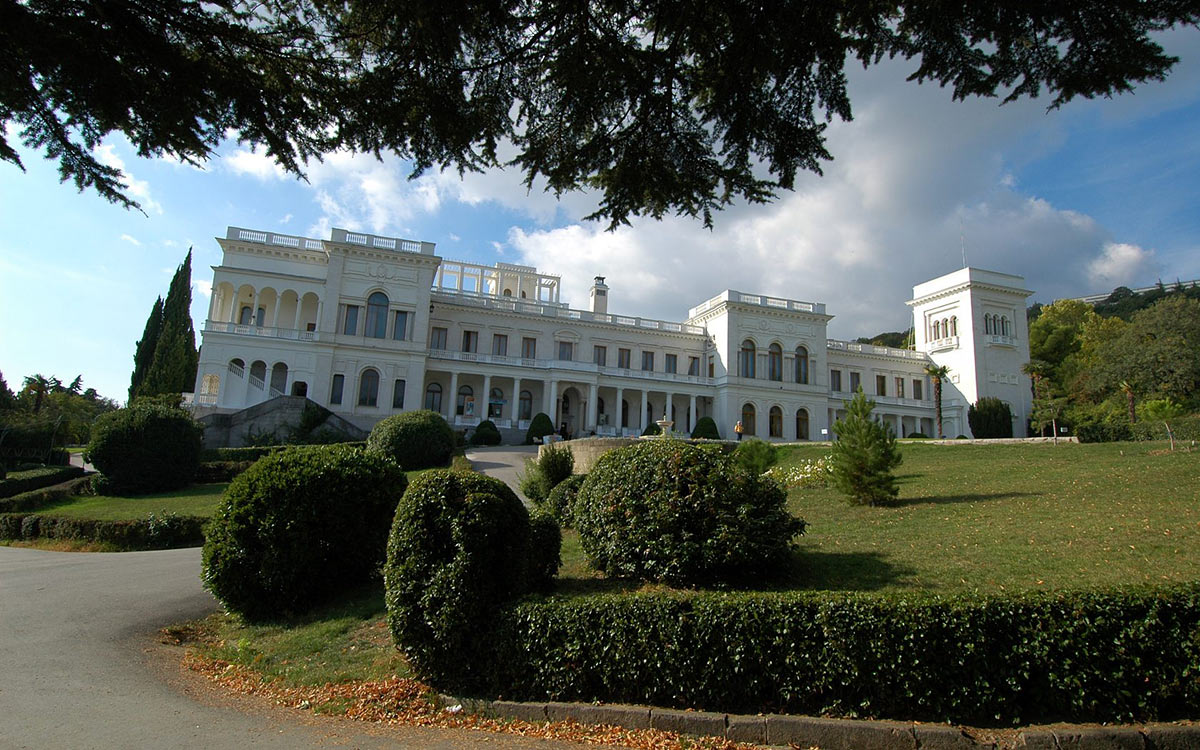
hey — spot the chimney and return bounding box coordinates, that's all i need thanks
[589,276,609,315]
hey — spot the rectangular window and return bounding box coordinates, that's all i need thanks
[830,370,842,392]
[558,341,574,361]
[641,351,655,371]
[912,379,923,400]
[850,372,861,393]
[492,334,508,356]
[330,374,344,405]
[392,379,406,409]
[895,377,905,399]
[665,354,677,374]
[876,374,887,396]
[618,348,631,368]
[521,337,537,359]
[461,330,478,353]
[392,310,408,341]
[593,345,607,366]
[430,327,448,350]
[340,305,359,336]
[688,356,699,376]
[708,358,714,378]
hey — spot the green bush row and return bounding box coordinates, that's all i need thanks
[0,511,206,549]
[198,442,367,463]
[466,587,1200,726]
[1131,414,1200,442]
[193,460,256,483]
[0,466,85,499]
[0,477,92,514]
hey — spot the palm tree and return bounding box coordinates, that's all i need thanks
[21,374,51,415]
[1119,380,1137,424]
[924,363,951,438]
[1022,360,1050,437]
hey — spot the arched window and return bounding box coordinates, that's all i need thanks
[739,340,757,378]
[357,369,379,407]
[518,390,532,420]
[932,320,942,339]
[1002,316,1010,336]
[269,362,288,393]
[457,385,474,416]
[365,292,389,338]
[741,403,756,435]
[941,318,949,338]
[561,393,570,415]
[489,387,503,419]
[597,397,605,421]
[950,316,958,336]
[425,383,443,413]
[503,288,512,296]
[250,360,267,383]
[795,346,809,384]
[796,408,810,440]
[984,315,992,335]
[769,406,783,437]
[768,343,783,381]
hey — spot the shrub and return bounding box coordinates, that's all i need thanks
[968,397,1014,438]
[1077,420,1134,443]
[200,445,289,462]
[1131,413,1200,442]
[0,511,206,549]
[524,413,555,444]
[690,416,721,439]
[201,445,407,620]
[383,470,536,688]
[192,460,256,483]
[831,390,902,506]
[544,474,586,527]
[470,586,1200,725]
[85,405,202,494]
[733,438,778,476]
[641,422,662,436]
[905,432,928,439]
[366,410,455,470]
[518,461,552,503]
[0,466,85,499]
[470,419,502,446]
[538,443,575,487]
[528,511,563,590]
[573,439,804,585]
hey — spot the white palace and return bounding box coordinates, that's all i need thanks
[192,226,1034,442]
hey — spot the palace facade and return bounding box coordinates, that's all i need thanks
[191,226,1033,441]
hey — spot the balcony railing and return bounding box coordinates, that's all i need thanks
[426,350,714,386]
[432,290,706,335]
[205,320,317,341]
[987,334,1018,347]
[688,290,826,318]
[828,339,929,361]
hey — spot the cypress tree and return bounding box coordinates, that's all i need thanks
[830,389,903,506]
[140,250,200,397]
[129,296,164,401]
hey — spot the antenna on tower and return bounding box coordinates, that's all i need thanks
[959,217,968,269]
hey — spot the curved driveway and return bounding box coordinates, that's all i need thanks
[0,545,597,749]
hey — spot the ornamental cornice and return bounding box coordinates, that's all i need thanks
[218,240,330,267]
[907,281,1033,307]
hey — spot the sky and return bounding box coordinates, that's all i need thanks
[2,26,1199,405]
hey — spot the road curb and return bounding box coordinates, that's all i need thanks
[436,694,1199,749]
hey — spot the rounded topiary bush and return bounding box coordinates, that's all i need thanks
[524,412,555,444]
[384,470,542,688]
[733,437,778,476]
[470,419,502,446]
[641,422,662,436]
[367,409,455,470]
[543,473,586,526]
[690,416,721,440]
[85,405,202,494]
[573,439,804,586]
[528,511,562,590]
[201,444,407,620]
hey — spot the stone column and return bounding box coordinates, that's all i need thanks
[482,374,492,421]
[641,390,649,430]
[587,383,598,432]
[546,379,558,422]
[447,371,458,423]
[689,394,697,433]
[615,387,624,433]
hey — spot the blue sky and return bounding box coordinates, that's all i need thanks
[3,27,1199,404]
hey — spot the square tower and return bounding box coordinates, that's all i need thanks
[908,268,1033,437]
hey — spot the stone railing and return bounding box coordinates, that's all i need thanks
[688,290,826,318]
[205,321,317,341]
[827,339,928,361]
[433,291,706,335]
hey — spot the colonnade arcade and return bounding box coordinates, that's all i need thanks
[422,369,712,437]
[209,281,321,333]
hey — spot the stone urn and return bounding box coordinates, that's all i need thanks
[656,418,674,438]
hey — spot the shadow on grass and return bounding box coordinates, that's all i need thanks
[764,549,919,592]
[896,491,1037,507]
[467,460,521,472]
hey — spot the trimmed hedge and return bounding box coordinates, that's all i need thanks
[367,410,455,470]
[524,413,555,445]
[544,474,585,527]
[0,511,205,549]
[1131,414,1200,442]
[0,477,93,514]
[202,445,407,620]
[193,460,256,483]
[86,405,202,494]
[1077,421,1134,443]
[690,416,721,440]
[384,470,554,688]
[573,440,803,585]
[467,587,1200,725]
[199,442,367,463]
[0,466,85,499]
[470,420,502,446]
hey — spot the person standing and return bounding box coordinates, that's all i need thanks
[735,420,744,440]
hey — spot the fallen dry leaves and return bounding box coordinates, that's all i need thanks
[180,648,772,750]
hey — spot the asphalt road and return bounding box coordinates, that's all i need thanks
[0,545,598,749]
[464,445,539,503]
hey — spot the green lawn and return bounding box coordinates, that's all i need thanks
[558,441,1200,594]
[36,483,228,520]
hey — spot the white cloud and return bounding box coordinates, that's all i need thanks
[119,233,141,246]
[93,143,163,215]
[1087,242,1158,288]
[224,145,288,181]
[195,279,213,299]
[280,213,293,225]
[301,150,446,235]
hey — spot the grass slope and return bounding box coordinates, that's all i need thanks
[35,483,227,520]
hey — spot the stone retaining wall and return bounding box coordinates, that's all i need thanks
[538,436,738,473]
